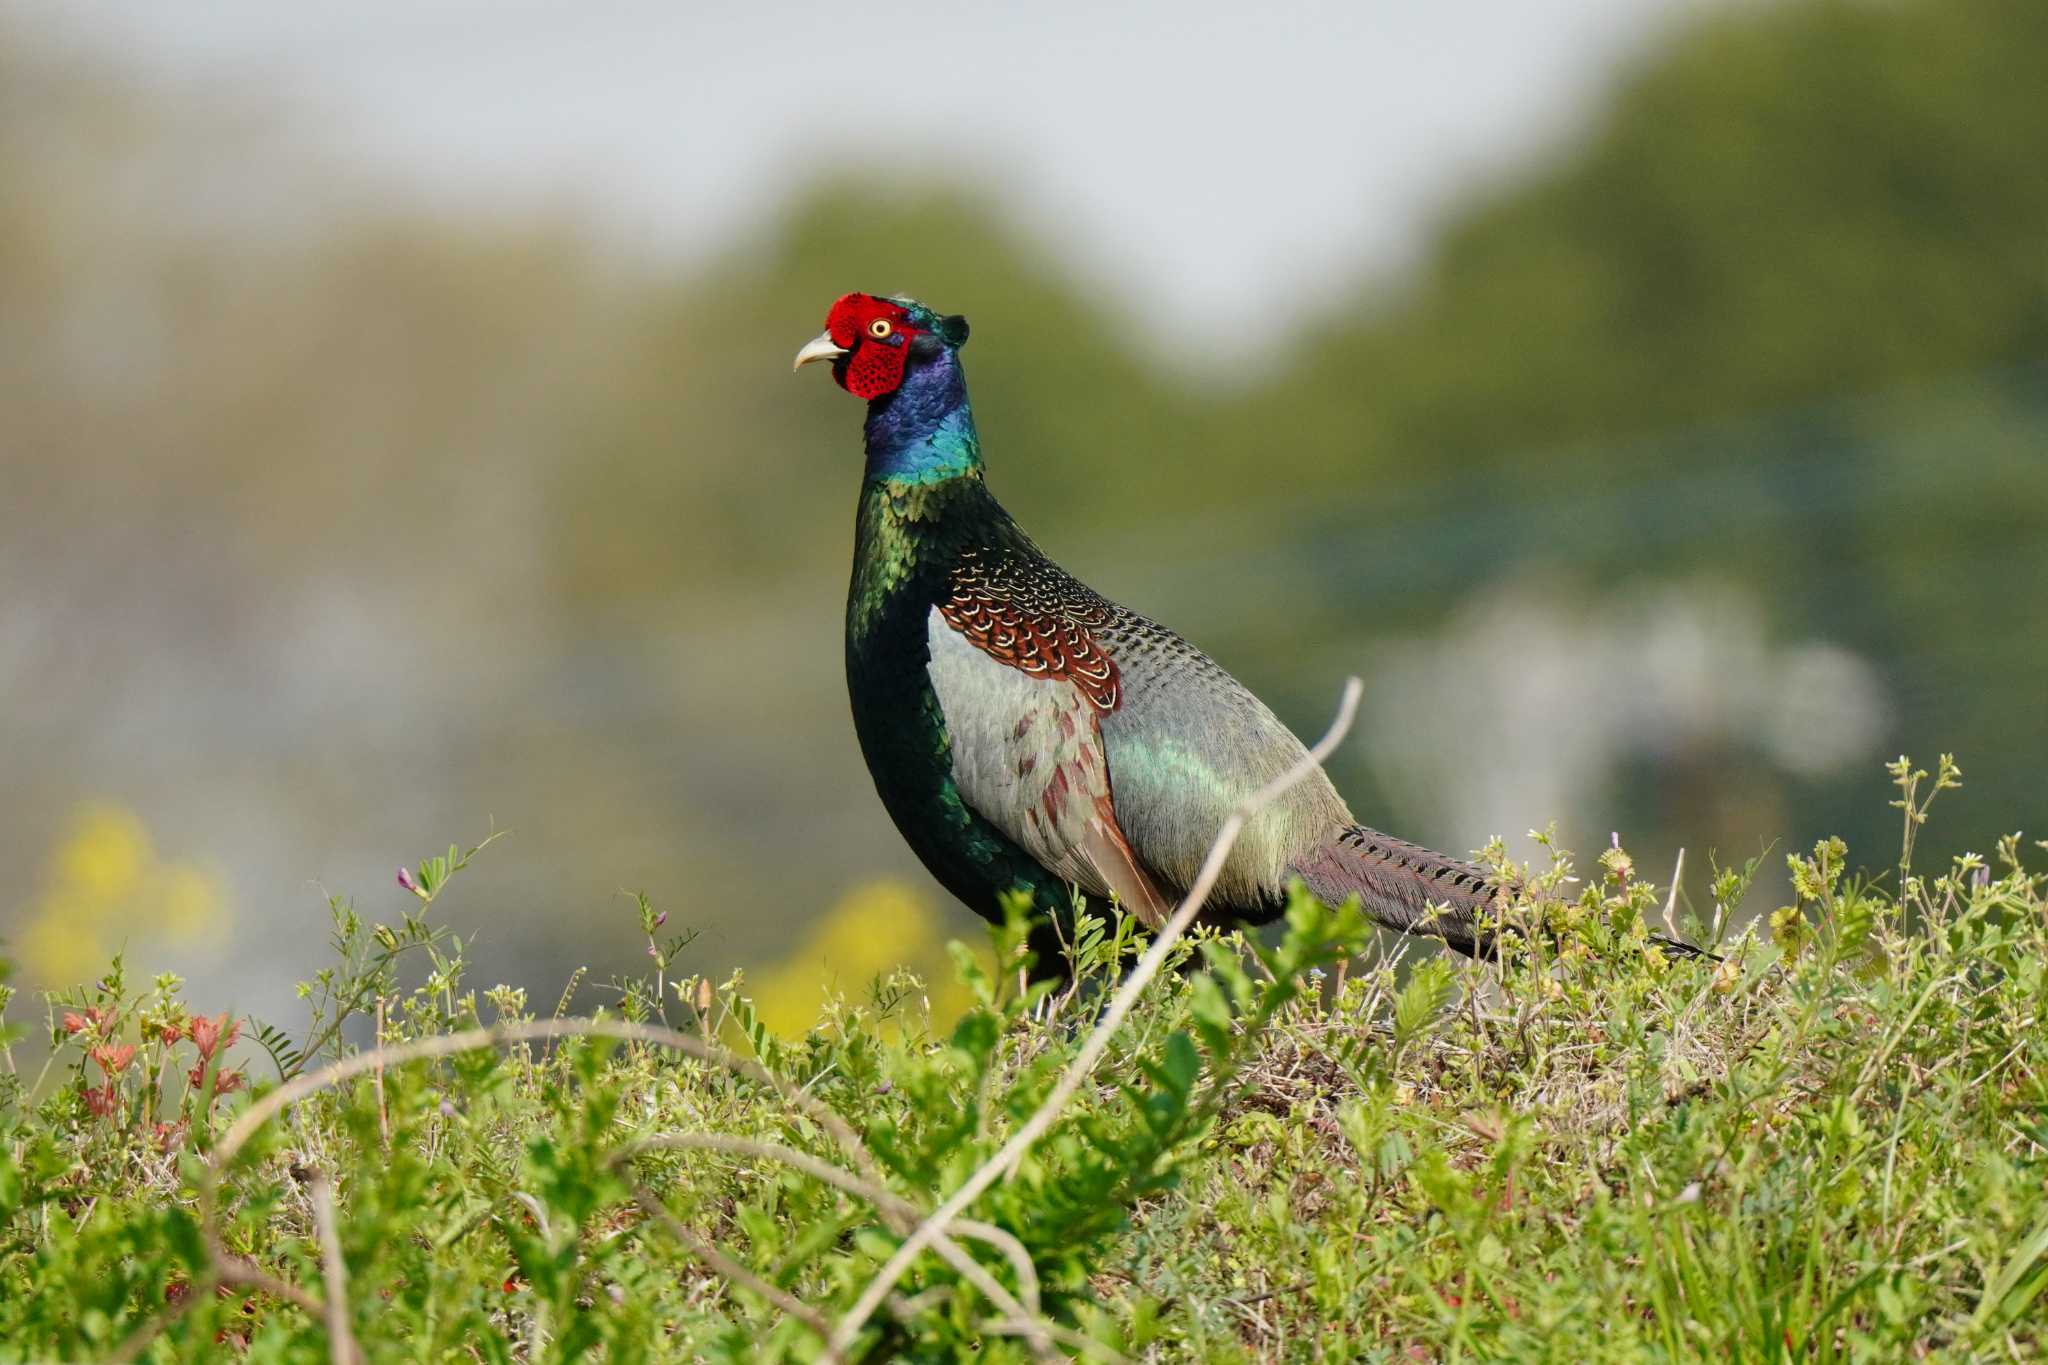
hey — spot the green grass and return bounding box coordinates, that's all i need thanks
[3,756,2045,1362]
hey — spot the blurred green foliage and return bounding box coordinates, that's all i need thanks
[1275,0,2048,465]
[2,0,2043,992]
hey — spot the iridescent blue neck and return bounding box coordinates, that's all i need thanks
[862,347,983,485]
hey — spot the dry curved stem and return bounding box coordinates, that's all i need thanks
[190,1017,1072,1359]
[206,1017,878,1219]
[826,677,1364,1358]
[214,1251,329,1322]
[615,1133,1038,1304]
[96,1241,332,1365]
[95,1283,204,1365]
[983,1315,1127,1358]
[614,1132,1080,1362]
[111,1018,867,1363]
[1662,847,1686,941]
[112,764,1318,1365]
[307,1171,361,1365]
[626,1180,833,1339]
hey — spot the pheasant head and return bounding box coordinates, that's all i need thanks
[793,293,970,401]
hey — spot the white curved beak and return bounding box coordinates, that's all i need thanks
[793,332,847,372]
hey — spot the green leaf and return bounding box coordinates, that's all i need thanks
[1394,957,1457,1049]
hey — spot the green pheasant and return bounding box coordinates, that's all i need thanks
[798,292,1698,965]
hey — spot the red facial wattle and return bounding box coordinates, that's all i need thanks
[841,342,908,400]
[824,294,916,401]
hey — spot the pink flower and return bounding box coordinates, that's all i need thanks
[90,1042,137,1076]
[189,1012,240,1062]
[187,1060,246,1096]
[64,1006,117,1038]
[397,866,421,895]
[81,1082,120,1118]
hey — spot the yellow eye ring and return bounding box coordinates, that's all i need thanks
[867,318,894,339]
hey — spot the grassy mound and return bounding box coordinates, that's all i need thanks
[2,757,2044,1362]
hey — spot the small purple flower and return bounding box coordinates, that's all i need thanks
[397,866,420,895]
[646,943,660,958]
[652,909,668,929]
[439,1099,456,1119]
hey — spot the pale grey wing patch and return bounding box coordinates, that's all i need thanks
[1094,617,1355,909]
[926,609,1173,927]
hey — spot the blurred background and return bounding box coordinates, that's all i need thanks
[3,0,2043,1033]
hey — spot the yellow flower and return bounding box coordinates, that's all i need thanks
[750,879,980,1037]
[53,805,151,906]
[15,906,104,988]
[11,804,231,987]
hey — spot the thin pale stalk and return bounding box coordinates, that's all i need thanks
[308,1172,360,1365]
[614,1133,1073,1360]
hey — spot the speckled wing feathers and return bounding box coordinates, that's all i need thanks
[1095,609,1360,910]
[928,541,1358,916]
[938,549,1122,711]
[925,608,1173,926]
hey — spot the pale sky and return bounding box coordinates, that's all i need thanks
[14,0,1724,349]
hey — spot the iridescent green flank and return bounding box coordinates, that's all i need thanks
[843,464,1074,940]
[847,475,979,644]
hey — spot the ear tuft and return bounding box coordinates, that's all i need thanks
[935,313,970,347]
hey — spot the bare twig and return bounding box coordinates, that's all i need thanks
[626,1180,833,1339]
[169,1018,882,1360]
[614,1133,1041,1310]
[307,1172,360,1365]
[207,1018,881,1203]
[215,1251,328,1320]
[97,1241,339,1364]
[1663,848,1686,941]
[982,1315,1129,1359]
[614,1133,1079,1361]
[826,677,1364,1357]
[94,1284,204,1365]
[1223,1277,1315,1309]
[373,997,389,1153]
[509,1191,553,1242]
[175,1016,1059,1358]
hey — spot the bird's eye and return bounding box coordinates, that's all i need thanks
[867,318,894,339]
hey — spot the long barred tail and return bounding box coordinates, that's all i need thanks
[1290,826,1500,955]
[1290,824,1716,960]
